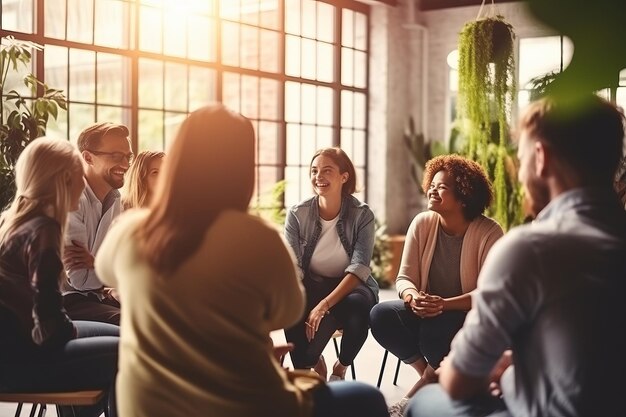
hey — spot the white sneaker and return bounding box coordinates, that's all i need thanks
[388,397,410,417]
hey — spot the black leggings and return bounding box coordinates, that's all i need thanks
[285,276,376,369]
[370,300,466,368]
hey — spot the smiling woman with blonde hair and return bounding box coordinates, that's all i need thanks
[121,150,165,209]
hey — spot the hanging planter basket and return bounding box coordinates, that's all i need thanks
[456,9,519,229]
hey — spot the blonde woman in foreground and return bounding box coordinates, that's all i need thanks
[0,138,119,417]
[96,104,389,417]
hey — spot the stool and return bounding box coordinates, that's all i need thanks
[331,329,357,380]
[0,389,107,417]
[376,349,402,388]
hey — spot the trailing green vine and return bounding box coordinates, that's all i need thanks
[457,16,521,229]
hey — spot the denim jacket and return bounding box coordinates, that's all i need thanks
[284,194,379,301]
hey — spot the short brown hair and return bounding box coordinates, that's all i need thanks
[422,154,494,220]
[310,147,357,195]
[77,122,130,152]
[518,95,625,185]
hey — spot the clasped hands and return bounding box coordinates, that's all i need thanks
[405,291,444,318]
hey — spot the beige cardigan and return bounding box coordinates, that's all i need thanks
[396,211,503,297]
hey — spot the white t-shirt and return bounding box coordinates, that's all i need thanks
[309,215,350,278]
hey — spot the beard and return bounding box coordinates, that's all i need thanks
[522,175,551,219]
[104,170,125,189]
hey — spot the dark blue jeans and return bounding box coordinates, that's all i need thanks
[0,321,119,417]
[370,300,466,367]
[285,276,376,368]
[312,380,389,417]
[406,384,511,417]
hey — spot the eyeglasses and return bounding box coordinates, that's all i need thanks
[87,149,134,164]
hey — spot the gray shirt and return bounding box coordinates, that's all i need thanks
[449,187,626,417]
[427,227,463,298]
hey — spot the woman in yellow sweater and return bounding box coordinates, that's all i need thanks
[96,104,389,417]
[371,155,504,417]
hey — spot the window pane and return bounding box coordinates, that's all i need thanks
[97,105,124,125]
[341,48,354,86]
[519,36,573,89]
[241,25,259,69]
[258,121,279,164]
[341,90,353,127]
[352,129,366,167]
[301,0,316,39]
[1,0,33,33]
[241,75,259,119]
[286,123,301,165]
[69,49,96,102]
[355,12,367,51]
[67,0,93,43]
[317,42,334,83]
[165,112,186,149]
[165,63,188,111]
[95,0,131,49]
[139,5,162,53]
[45,46,69,97]
[259,0,279,30]
[45,0,67,38]
[317,126,333,148]
[284,0,300,35]
[164,10,187,57]
[221,21,240,66]
[97,53,129,106]
[301,124,316,161]
[301,84,316,125]
[240,0,259,26]
[317,87,333,126]
[317,2,334,43]
[222,72,241,113]
[138,59,164,108]
[301,38,316,80]
[189,67,217,111]
[285,35,301,77]
[354,92,366,129]
[285,82,300,123]
[259,78,279,120]
[354,50,367,88]
[260,29,279,73]
[342,9,354,48]
[69,103,95,142]
[188,15,213,61]
[138,109,164,151]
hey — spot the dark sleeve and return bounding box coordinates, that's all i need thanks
[27,221,75,348]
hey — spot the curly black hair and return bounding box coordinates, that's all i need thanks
[422,154,494,220]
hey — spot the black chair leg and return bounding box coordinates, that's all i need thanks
[376,349,389,388]
[393,357,401,385]
[14,402,23,417]
[332,337,340,357]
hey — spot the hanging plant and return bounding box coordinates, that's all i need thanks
[456,10,519,229]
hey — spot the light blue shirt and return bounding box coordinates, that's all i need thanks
[63,181,121,297]
[450,187,626,417]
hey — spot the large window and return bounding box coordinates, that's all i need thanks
[1,0,370,210]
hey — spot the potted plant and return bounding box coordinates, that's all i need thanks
[456,15,521,229]
[1,36,67,210]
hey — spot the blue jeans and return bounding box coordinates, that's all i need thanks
[370,300,466,367]
[406,384,512,417]
[312,381,389,417]
[0,321,119,417]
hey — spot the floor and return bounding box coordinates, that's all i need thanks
[0,288,415,416]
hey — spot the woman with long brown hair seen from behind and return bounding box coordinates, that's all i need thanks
[96,104,389,417]
[0,138,119,417]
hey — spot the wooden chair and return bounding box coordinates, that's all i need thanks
[0,389,107,417]
[376,349,402,388]
[331,329,357,380]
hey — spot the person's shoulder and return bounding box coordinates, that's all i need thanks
[109,208,148,235]
[411,210,438,225]
[289,196,316,211]
[471,214,504,235]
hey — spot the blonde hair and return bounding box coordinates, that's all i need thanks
[0,138,83,250]
[121,150,165,209]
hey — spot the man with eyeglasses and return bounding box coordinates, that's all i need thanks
[62,121,132,325]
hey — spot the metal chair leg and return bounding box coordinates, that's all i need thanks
[14,402,23,417]
[376,349,389,388]
[393,357,401,385]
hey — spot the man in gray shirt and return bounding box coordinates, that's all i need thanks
[407,94,626,417]
[63,122,132,325]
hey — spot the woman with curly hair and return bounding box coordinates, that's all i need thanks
[370,154,504,417]
[121,150,165,209]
